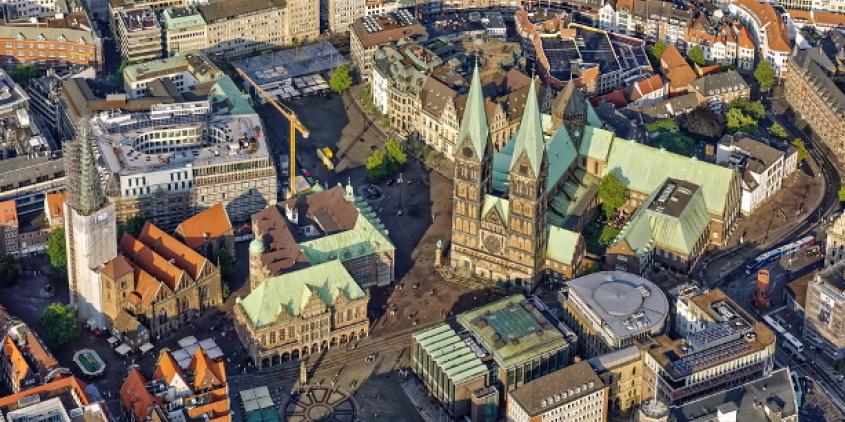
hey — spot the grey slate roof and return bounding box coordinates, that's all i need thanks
[690,70,749,97]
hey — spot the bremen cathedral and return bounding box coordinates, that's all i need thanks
[448,65,740,287]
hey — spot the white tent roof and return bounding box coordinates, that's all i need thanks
[178,336,198,348]
[115,344,132,356]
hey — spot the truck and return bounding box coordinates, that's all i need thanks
[317,147,335,171]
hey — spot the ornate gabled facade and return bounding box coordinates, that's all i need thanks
[99,222,223,338]
[233,260,369,368]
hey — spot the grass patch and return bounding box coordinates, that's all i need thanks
[584,222,621,255]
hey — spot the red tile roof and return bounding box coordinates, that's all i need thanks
[737,0,790,52]
[0,376,90,407]
[44,191,67,223]
[2,337,32,389]
[153,349,184,385]
[660,45,697,90]
[630,74,665,100]
[188,347,226,391]
[120,368,161,421]
[119,234,185,291]
[175,204,232,250]
[0,201,18,228]
[138,222,208,280]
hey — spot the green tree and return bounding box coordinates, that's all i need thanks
[791,138,809,163]
[598,173,628,217]
[46,228,67,273]
[654,132,695,156]
[726,107,758,134]
[329,64,353,95]
[10,65,38,85]
[753,60,776,93]
[839,186,845,202]
[110,60,132,85]
[644,118,679,133]
[744,101,766,120]
[687,45,706,66]
[384,139,407,172]
[648,40,668,65]
[0,254,20,288]
[40,303,79,349]
[682,107,724,138]
[770,122,788,139]
[118,215,146,239]
[366,148,388,180]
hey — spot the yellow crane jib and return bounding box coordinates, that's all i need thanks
[235,68,310,197]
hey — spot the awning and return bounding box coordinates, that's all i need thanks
[107,336,120,345]
[139,343,154,353]
[115,344,132,356]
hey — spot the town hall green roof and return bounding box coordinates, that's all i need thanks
[298,201,394,264]
[238,260,365,328]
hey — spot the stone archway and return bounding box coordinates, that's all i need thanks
[271,355,280,366]
[292,349,301,360]
[341,334,348,343]
[282,352,291,361]
[262,358,270,368]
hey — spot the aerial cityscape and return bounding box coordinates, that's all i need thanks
[0,0,843,421]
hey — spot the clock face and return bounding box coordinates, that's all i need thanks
[483,234,503,255]
[462,146,474,158]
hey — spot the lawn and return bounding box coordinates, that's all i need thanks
[584,222,621,255]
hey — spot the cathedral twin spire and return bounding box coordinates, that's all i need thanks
[456,62,490,161]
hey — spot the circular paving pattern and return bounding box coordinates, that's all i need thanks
[281,387,358,421]
[593,280,644,316]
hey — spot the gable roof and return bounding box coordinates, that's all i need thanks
[238,260,366,327]
[630,74,665,100]
[119,234,185,291]
[660,45,697,89]
[188,347,226,391]
[2,337,32,389]
[510,79,546,176]
[456,64,490,160]
[175,203,232,250]
[153,349,184,385]
[100,255,134,280]
[138,222,209,280]
[546,226,582,265]
[736,0,790,52]
[120,368,161,421]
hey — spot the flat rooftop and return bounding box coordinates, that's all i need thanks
[232,41,348,85]
[119,8,159,32]
[647,179,700,218]
[457,294,571,369]
[124,51,222,84]
[566,271,669,341]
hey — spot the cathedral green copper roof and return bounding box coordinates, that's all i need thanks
[482,194,509,224]
[510,79,545,176]
[546,226,581,265]
[412,323,488,385]
[604,139,736,216]
[456,64,489,161]
[238,260,365,327]
[578,126,613,161]
[613,180,711,257]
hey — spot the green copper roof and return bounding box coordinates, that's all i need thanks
[123,52,220,84]
[544,124,578,193]
[161,8,206,30]
[249,238,264,254]
[481,195,509,224]
[604,139,736,216]
[578,126,613,161]
[298,203,394,264]
[457,295,570,369]
[510,79,545,176]
[456,64,489,161]
[546,226,581,265]
[209,76,256,115]
[613,180,711,257]
[587,102,603,127]
[412,324,488,385]
[238,260,365,327]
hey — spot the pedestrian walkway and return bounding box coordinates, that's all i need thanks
[400,376,450,422]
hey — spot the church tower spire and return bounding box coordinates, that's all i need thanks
[456,62,489,161]
[67,123,106,216]
[510,78,546,177]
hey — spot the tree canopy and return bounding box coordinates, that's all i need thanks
[366,140,407,180]
[726,107,758,134]
[687,45,706,66]
[10,65,38,86]
[753,60,776,93]
[329,64,353,95]
[366,148,388,180]
[40,303,79,349]
[118,215,146,239]
[598,173,628,217]
[791,139,809,163]
[648,40,668,65]
[0,254,20,288]
[215,248,233,281]
[770,122,787,139]
[47,228,67,274]
[683,107,724,138]
[645,118,679,134]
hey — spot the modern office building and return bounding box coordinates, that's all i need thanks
[161,7,208,56]
[507,360,608,422]
[456,294,577,393]
[115,8,164,62]
[560,271,669,357]
[249,184,395,290]
[645,288,776,404]
[233,260,370,368]
[803,261,845,359]
[198,0,288,59]
[411,323,490,419]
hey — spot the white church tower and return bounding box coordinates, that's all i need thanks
[63,124,117,330]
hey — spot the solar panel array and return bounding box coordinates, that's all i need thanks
[671,337,752,377]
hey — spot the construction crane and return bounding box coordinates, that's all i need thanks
[235,68,310,197]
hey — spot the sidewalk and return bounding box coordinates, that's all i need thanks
[400,376,451,422]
